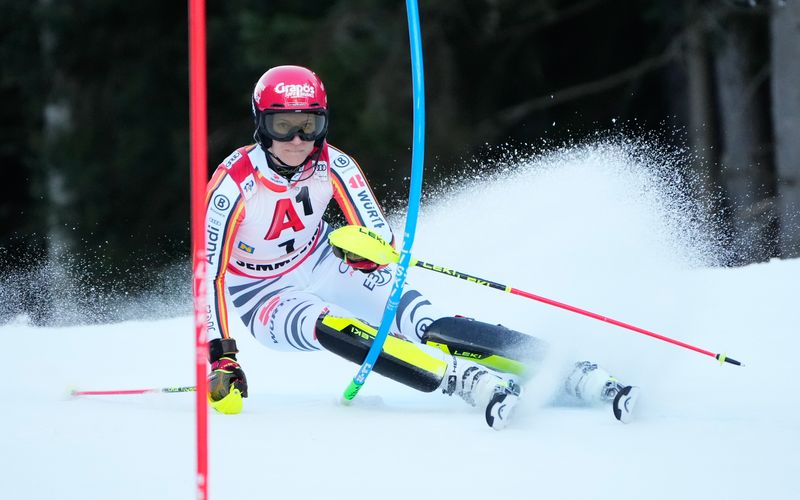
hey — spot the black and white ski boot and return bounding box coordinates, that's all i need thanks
[442,357,523,430]
[566,361,640,423]
[484,379,522,430]
[612,385,640,423]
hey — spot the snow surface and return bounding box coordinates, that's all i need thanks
[2,142,799,499]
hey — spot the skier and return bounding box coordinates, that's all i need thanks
[203,65,637,429]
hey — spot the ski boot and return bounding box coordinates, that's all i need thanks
[565,361,639,423]
[442,356,523,430]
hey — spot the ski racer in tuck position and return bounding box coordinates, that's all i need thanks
[203,65,638,429]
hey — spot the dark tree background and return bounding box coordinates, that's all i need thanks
[1,0,798,324]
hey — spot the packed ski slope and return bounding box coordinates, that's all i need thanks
[2,141,798,500]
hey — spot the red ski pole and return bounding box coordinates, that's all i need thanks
[411,260,743,366]
[327,225,744,366]
[70,386,196,397]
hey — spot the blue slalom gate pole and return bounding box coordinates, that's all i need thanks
[342,0,426,400]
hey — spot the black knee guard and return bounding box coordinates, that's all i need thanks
[315,315,447,392]
[421,316,548,377]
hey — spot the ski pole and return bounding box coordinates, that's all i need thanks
[70,386,196,397]
[328,225,744,367]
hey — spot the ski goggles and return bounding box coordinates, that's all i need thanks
[260,111,328,142]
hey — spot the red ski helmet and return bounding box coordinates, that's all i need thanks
[252,65,329,147]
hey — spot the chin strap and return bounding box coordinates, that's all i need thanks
[265,144,324,182]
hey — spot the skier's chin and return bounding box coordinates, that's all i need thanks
[272,149,311,167]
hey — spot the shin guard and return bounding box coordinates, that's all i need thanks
[315,315,447,392]
[421,316,548,378]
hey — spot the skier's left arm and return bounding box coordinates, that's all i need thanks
[329,148,395,272]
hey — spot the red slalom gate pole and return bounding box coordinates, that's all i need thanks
[189,0,209,499]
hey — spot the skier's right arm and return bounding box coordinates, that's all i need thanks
[204,166,245,342]
[204,165,248,413]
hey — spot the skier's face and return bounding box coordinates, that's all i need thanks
[269,134,314,167]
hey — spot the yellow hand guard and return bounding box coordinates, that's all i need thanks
[328,225,401,266]
[208,385,243,415]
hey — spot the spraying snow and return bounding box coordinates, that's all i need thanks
[2,139,797,499]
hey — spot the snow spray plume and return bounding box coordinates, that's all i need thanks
[0,235,191,326]
[360,129,744,366]
[422,129,736,271]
